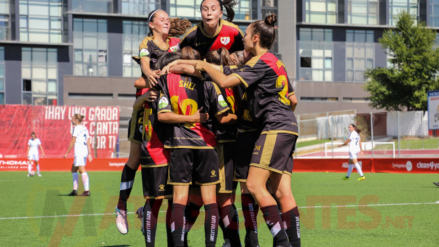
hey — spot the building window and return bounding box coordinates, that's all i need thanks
[0,47,4,104]
[299,28,333,81]
[19,0,63,43]
[389,0,418,26]
[73,18,108,76]
[121,0,164,16]
[123,20,148,77]
[346,30,374,82]
[234,0,252,20]
[72,0,113,13]
[305,0,337,24]
[348,0,378,25]
[431,1,439,27]
[0,0,10,41]
[22,48,58,105]
[342,97,370,103]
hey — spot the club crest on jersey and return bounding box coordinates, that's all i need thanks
[220,36,230,45]
[170,44,179,52]
[159,97,169,109]
[139,48,149,57]
[218,95,227,107]
[211,170,217,177]
[159,184,165,191]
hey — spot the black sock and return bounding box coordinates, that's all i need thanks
[261,205,289,247]
[143,199,163,247]
[220,204,241,247]
[241,194,259,247]
[282,209,301,247]
[117,164,136,210]
[166,200,173,247]
[184,202,202,247]
[219,217,228,242]
[204,203,219,247]
[171,203,186,247]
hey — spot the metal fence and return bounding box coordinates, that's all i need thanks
[296,110,439,159]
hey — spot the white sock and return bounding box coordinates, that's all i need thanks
[347,165,354,177]
[354,163,364,177]
[36,165,40,174]
[82,172,89,191]
[28,164,32,174]
[72,172,79,190]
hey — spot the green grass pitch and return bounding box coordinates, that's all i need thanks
[1,171,438,246]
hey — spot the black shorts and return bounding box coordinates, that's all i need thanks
[141,166,173,199]
[216,142,238,193]
[168,148,220,186]
[250,131,298,175]
[128,110,144,144]
[234,131,260,182]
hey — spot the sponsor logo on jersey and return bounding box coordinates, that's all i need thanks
[159,97,169,109]
[218,95,227,107]
[139,48,149,57]
[220,36,230,45]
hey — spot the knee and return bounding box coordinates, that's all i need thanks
[274,188,293,201]
[245,179,259,196]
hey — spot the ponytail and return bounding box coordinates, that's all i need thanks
[350,124,361,134]
[250,13,277,49]
[201,0,238,22]
[74,114,85,123]
[205,47,235,66]
[169,18,192,37]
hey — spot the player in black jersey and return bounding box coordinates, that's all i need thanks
[116,9,191,236]
[179,0,244,57]
[195,14,301,247]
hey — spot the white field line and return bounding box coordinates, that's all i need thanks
[0,201,438,220]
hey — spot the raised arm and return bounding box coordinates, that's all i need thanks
[196,61,241,88]
[140,57,160,86]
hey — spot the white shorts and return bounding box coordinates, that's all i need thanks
[74,156,87,167]
[349,151,359,160]
[28,153,39,161]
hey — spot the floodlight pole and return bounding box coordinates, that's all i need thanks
[397,111,400,158]
[331,115,334,159]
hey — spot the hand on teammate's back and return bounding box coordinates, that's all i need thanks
[192,107,209,123]
[146,70,160,86]
[142,89,158,102]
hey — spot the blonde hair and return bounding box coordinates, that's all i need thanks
[74,114,85,123]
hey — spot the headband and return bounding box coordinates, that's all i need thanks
[149,9,162,23]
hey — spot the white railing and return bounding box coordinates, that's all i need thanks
[325,142,396,158]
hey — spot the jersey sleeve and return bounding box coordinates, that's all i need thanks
[28,140,31,145]
[231,58,266,88]
[38,139,41,145]
[208,82,230,116]
[139,39,152,59]
[348,132,354,140]
[85,129,90,139]
[72,127,79,138]
[221,65,240,76]
[157,90,172,114]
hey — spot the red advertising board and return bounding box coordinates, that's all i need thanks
[1,157,439,173]
[0,105,119,159]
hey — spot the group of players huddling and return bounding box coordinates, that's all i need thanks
[114,0,300,246]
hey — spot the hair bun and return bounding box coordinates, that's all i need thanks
[265,13,277,26]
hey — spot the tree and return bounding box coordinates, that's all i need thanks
[364,10,439,111]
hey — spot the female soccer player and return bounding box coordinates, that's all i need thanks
[180,0,244,57]
[64,114,93,197]
[195,14,301,247]
[155,49,235,247]
[27,132,44,177]
[339,124,365,180]
[115,9,191,235]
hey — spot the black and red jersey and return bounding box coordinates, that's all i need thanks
[140,89,171,167]
[157,73,230,149]
[228,51,298,134]
[180,19,244,57]
[132,36,181,68]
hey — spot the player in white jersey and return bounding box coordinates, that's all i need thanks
[64,114,93,196]
[339,124,365,181]
[27,132,45,177]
